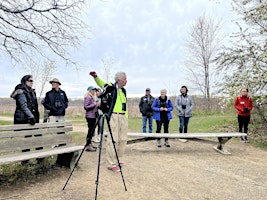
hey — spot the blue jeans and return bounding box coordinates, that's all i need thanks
[142,116,153,133]
[179,116,190,133]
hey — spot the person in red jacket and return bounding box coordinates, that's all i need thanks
[234,88,253,143]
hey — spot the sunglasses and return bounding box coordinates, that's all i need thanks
[27,80,34,82]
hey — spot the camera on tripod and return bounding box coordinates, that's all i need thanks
[98,84,116,114]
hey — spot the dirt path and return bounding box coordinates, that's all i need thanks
[0,122,266,200]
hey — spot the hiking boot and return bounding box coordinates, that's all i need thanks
[108,165,121,172]
[164,141,170,147]
[157,140,162,147]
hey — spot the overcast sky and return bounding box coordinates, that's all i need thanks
[0,0,238,98]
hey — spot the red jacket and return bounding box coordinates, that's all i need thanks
[234,95,253,116]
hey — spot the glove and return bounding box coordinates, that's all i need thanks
[29,117,36,125]
[89,71,97,78]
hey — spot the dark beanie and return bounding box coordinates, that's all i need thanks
[20,75,32,85]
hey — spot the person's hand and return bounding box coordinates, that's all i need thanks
[89,71,97,78]
[29,117,36,125]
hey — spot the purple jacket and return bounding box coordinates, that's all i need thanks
[84,95,97,118]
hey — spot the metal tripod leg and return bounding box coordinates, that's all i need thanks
[62,114,102,191]
[94,115,105,200]
[94,113,127,200]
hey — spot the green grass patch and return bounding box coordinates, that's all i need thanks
[0,121,12,125]
[128,113,237,133]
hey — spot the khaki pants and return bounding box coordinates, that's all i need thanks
[106,114,128,167]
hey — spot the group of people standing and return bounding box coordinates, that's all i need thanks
[10,73,253,172]
[139,86,194,147]
[139,86,254,146]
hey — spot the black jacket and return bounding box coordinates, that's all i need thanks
[42,88,68,116]
[10,84,40,124]
[139,95,155,116]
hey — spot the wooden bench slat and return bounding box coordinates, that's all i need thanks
[0,126,72,138]
[0,134,72,153]
[0,122,72,131]
[0,145,84,165]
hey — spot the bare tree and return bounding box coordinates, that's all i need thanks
[184,13,223,109]
[24,61,58,99]
[101,57,115,82]
[0,0,88,65]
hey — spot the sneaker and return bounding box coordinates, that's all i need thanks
[240,137,245,143]
[108,166,121,172]
[119,162,126,167]
[164,141,170,147]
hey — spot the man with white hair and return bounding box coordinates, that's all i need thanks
[89,71,128,172]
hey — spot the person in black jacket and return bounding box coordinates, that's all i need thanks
[10,75,40,163]
[10,74,39,125]
[139,88,155,133]
[42,78,69,122]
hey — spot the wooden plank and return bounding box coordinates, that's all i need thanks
[0,134,72,153]
[0,126,72,138]
[127,132,247,138]
[0,121,72,131]
[0,145,84,165]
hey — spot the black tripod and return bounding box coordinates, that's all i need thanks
[62,110,127,200]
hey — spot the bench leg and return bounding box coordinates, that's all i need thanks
[213,137,232,155]
[56,151,80,169]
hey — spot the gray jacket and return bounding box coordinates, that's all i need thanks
[175,94,194,117]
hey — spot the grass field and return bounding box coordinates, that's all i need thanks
[128,113,237,133]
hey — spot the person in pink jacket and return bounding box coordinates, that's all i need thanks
[234,88,253,143]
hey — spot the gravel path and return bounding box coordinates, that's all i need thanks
[0,135,266,200]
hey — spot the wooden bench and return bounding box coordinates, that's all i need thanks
[127,132,247,154]
[0,121,84,170]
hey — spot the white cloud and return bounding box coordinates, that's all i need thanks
[0,0,239,99]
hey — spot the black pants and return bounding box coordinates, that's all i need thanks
[156,120,169,141]
[238,115,250,133]
[86,118,97,146]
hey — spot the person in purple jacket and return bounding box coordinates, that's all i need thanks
[84,86,100,151]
